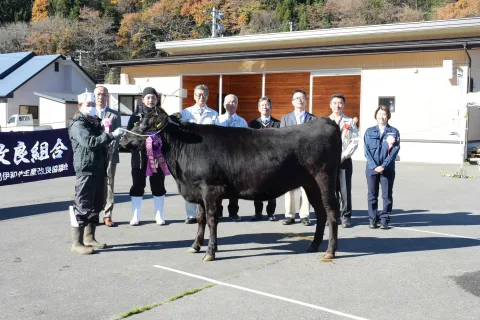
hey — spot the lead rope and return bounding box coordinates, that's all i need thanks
[123,117,178,137]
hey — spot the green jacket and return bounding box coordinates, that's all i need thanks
[69,113,114,176]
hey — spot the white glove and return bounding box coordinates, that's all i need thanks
[112,127,125,138]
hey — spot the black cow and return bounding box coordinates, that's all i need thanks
[120,107,342,261]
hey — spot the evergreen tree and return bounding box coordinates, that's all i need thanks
[0,0,34,23]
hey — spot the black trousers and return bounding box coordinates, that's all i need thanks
[73,174,105,227]
[339,158,353,220]
[254,200,276,216]
[228,199,239,216]
[366,167,395,223]
[129,168,166,197]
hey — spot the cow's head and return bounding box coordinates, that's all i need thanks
[119,106,181,151]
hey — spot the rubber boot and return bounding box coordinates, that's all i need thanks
[71,227,94,255]
[154,195,166,225]
[84,223,106,249]
[130,196,143,225]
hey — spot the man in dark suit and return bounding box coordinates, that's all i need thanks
[94,86,122,227]
[249,96,280,221]
[280,89,317,226]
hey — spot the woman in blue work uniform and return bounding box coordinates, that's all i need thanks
[364,105,400,229]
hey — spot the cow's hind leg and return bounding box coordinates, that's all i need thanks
[316,172,340,259]
[303,185,327,253]
[188,203,206,253]
[203,199,222,261]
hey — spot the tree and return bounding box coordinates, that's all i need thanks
[27,16,76,55]
[240,10,283,34]
[0,22,30,53]
[435,0,480,19]
[73,7,116,80]
[117,2,196,58]
[0,0,34,23]
[31,0,49,22]
[49,0,71,18]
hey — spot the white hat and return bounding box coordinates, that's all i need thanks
[78,89,95,104]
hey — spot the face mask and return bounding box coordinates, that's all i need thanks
[82,106,97,118]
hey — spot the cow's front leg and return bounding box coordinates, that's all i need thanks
[203,199,221,261]
[188,203,206,253]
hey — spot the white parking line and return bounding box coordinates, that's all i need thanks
[153,265,371,320]
[391,226,480,241]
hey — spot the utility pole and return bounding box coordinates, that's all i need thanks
[205,7,225,38]
[75,50,89,67]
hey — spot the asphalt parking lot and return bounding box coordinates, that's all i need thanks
[1,154,479,320]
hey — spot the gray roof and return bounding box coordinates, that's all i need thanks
[0,52,63,98]
[0,52,33,77]
[34,91,79,104]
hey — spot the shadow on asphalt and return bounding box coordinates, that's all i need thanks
[101,228,480,260]
[104,231,315,258]
[0,193,179,221]
[352,209,480,228]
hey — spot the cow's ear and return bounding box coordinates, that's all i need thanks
[170,112,181,121]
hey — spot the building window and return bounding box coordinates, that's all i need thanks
[119,95,142,116]
[378,96,395,113]
[54,62,59,72]
[19,105,39,120]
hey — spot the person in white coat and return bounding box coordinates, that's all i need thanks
[328,93,359,228]
[181,84,218,224]
[215,94,248,220]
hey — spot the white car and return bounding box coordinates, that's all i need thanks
[1,114,52,132]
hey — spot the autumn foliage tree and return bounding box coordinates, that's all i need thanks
[27,16,76,55]
[31,0,49,22]
[117,2,196,58]
[435,0,480,19]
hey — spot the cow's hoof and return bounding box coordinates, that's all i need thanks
[323,252,335,259]
[306,246,318,253]
[203,255,215,261]
[187,247,200,253]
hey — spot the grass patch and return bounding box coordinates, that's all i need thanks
[117,283,216,319]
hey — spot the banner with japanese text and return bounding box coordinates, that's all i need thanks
[0,129,74,186]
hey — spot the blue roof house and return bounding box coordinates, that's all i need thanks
[0,52,95,128]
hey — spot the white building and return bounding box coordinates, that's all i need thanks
[0,52,95,128]
[103,18,480,164]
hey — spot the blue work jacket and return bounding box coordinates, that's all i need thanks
[364,124,400,170]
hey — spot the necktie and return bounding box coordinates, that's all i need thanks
[262,119,269,127]
[227,115,233,127]
[198,108,204,116]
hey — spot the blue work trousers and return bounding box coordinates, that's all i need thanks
[365,167,395,223]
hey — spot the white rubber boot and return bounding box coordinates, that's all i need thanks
[130,196,143,225]
[154,195,166,225]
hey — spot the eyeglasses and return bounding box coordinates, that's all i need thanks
[292,97,306,101]
[194,93,208,98]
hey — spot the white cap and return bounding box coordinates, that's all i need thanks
[78,89,95,104]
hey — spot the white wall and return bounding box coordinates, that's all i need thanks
[39,98,67,129]
[355,64,468,164]
[65,103,78,124]
[0,101,7,129]
[109,93,119,111]
[127,75,182,115]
